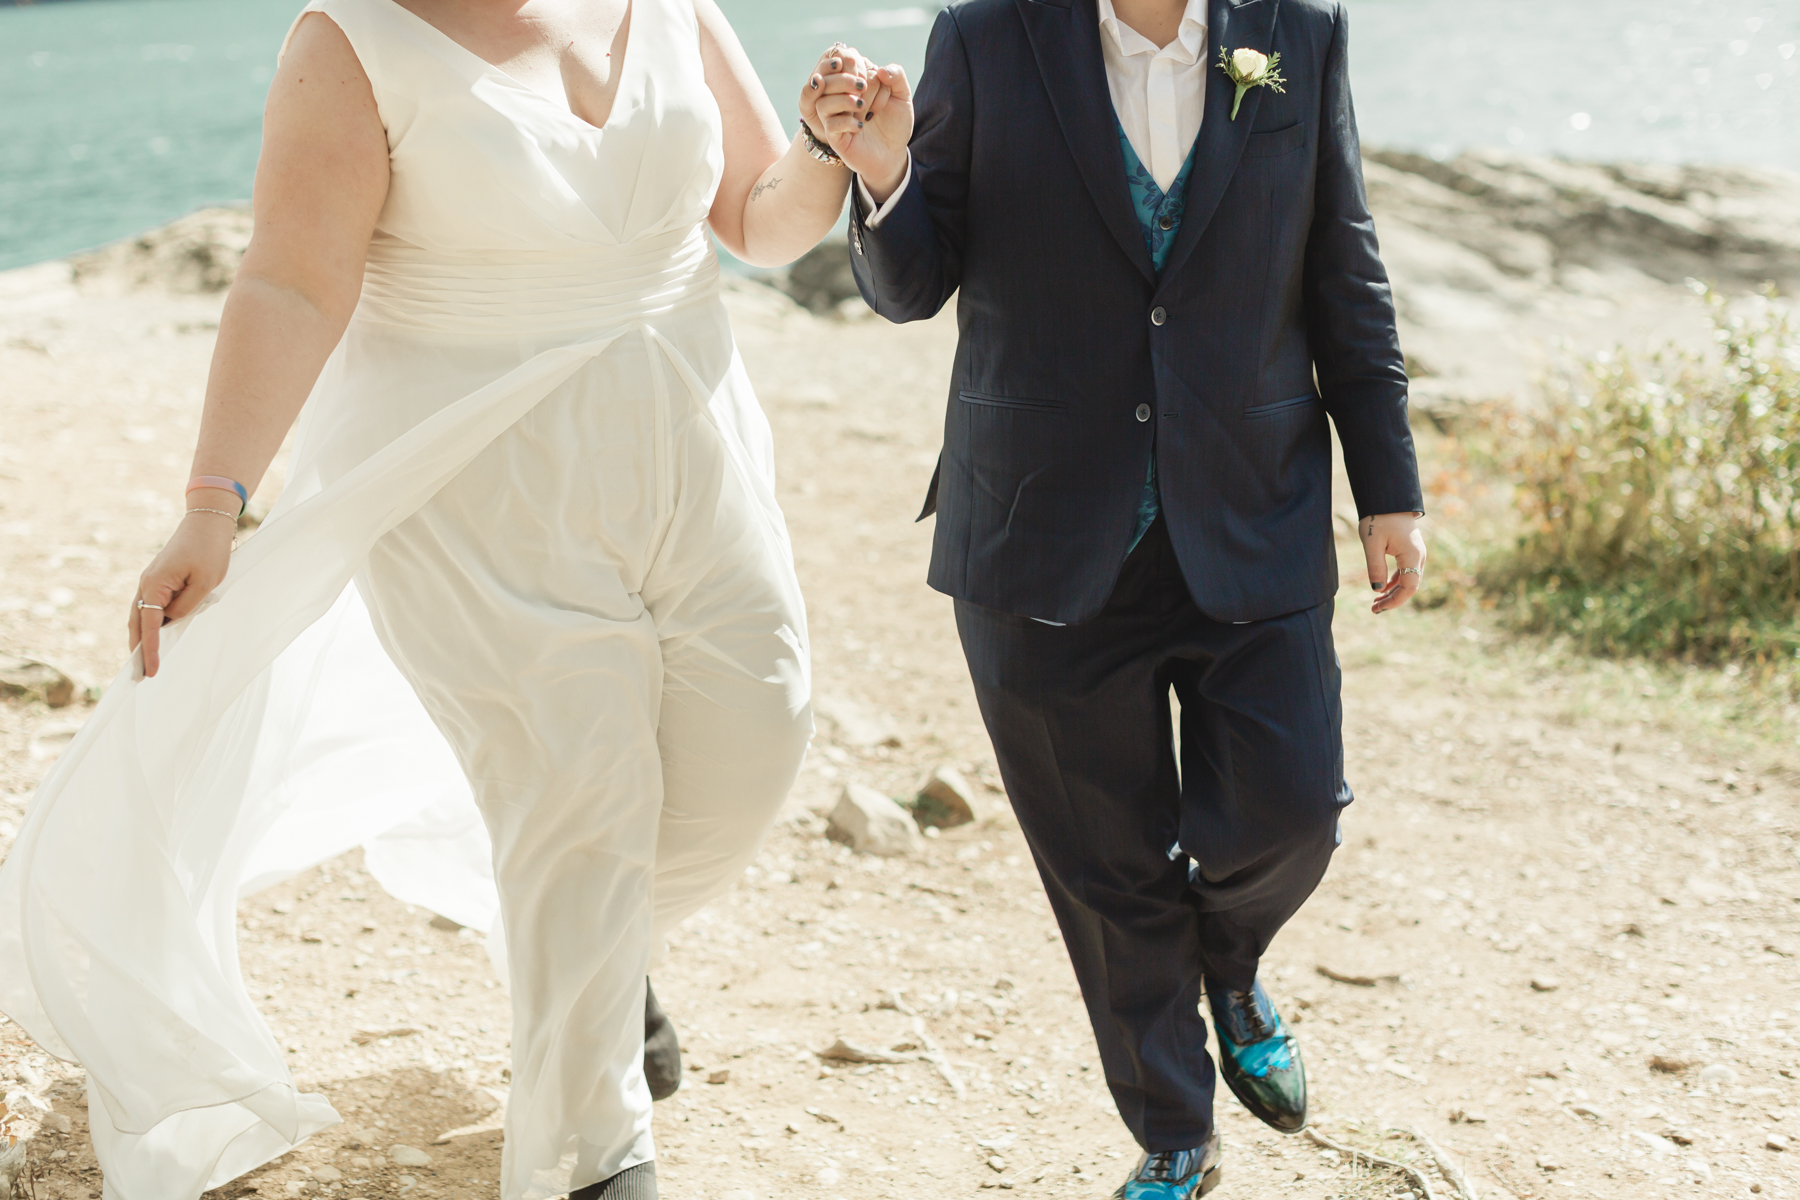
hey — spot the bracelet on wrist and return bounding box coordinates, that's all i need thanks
[798,120,844,167]
[187,475,248,515]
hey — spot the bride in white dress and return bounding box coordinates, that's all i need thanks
[0,1,911,1197]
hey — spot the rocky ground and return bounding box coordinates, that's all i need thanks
[2,152,1800,1200]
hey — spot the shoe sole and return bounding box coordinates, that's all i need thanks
[1218,1058,1307,1135]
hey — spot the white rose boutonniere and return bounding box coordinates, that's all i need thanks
[1218,47,1287,120]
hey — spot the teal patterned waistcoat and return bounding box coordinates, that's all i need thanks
[1117,116,1199,555]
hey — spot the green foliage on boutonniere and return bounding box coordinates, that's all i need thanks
[1218,47,1287,120]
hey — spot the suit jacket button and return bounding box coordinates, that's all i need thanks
[1135,403,1151,422]
[1150,306,1167,326]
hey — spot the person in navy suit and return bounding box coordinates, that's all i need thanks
[804,0,1426,1190]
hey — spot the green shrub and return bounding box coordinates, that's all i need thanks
[1481,288,1800,667]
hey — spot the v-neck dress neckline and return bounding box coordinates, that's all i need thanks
[373,0,638,134]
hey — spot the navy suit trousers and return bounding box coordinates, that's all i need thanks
[955,517,1351,1150]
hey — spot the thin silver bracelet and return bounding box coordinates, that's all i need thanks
[186,507,240,522]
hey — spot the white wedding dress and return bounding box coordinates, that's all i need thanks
[0,0,813,1196]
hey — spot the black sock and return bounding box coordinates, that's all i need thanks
[569,1162,656,1200]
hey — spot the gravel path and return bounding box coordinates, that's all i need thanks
[0,257,1796,1200]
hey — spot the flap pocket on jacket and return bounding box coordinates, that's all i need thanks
[1242,393,1319,420]
[960,389,1065,413]
[1243,123,1306,160]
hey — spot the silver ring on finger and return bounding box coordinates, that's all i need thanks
[137,600,164,610]
[1396,566,1422,577]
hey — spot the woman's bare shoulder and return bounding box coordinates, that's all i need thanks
[280,8,375,91]
[270,9,381,129]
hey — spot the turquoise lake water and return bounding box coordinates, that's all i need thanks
[1,0,1797,270]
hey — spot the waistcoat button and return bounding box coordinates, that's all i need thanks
[1135,403,1151,422]
[1158,216,1174,231]
[1150,306,1167,326]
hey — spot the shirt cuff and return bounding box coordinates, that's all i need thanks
[855,156,912,229]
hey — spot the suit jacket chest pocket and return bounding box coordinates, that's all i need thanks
[1243,123,1307,161]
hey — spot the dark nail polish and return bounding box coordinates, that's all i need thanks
[855,98,863,108]
[856,79,866,90]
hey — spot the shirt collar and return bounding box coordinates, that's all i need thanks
[1096,0,1208,62]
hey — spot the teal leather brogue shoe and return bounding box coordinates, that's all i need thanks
[1208,979,1307,1133]
[1110,1134,1222,1199]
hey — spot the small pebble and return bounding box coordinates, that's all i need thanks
[1767,1133,1790,1152]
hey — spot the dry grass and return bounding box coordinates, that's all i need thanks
[1455,288,1800,686]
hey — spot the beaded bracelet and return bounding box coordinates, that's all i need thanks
[187,475,248,514]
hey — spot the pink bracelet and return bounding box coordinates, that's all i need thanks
[187,476,248,513]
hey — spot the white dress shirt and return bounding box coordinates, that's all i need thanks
[1097,0,1208,193]
[860,0,1210,224]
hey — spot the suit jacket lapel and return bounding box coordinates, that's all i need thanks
[1016,0,1156,284]
[1159,0,1280,286]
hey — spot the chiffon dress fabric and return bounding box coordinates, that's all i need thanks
[0,0,813,1196]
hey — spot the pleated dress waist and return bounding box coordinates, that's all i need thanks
[354,223,722,336]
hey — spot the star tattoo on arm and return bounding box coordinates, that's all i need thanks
[751,177,782,202]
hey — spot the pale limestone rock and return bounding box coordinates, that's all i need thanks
[913,766,980,829]
[827,784,921,857]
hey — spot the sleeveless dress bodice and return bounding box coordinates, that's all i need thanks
[332,0,726,335]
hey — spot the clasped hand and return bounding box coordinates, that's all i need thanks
[796,44,914,202]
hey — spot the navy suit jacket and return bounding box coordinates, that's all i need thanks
[850,0,1424,624]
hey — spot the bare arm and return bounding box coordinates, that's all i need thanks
[132,11,389,675]
[696,0,854,267]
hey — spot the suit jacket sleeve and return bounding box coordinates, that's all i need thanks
[1303,3,1424,518]
[849,6,975,323]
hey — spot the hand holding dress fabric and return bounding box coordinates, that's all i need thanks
[130,509,235,677]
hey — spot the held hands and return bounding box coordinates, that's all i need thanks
[798,44,913,201]
[130,496,237,677]
[1361,513,1427,615]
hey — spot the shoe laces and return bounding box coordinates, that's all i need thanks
[1229,989,1275,1042]
[1138,1151,1186,1183]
